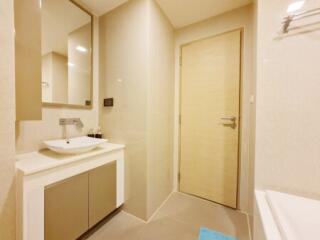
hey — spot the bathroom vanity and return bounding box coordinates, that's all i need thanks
[15,143,125,240]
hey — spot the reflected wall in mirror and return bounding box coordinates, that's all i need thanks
[41,0,92,107]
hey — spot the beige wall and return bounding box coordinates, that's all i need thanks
[249,0,257,235]
[16,17,99,154]
[99,0,149,220]
[99,0,174,220]
[146,0,174,218]
[174,4,255,213]
[0,0,16,239]
[254,0,320,237]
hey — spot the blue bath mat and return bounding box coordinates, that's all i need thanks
[199,228,237,240]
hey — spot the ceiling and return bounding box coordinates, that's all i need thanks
[78,0,129,16]
[156,0,252,28]
[78,0,252,28]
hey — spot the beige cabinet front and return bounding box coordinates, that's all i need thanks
[44,162,117,239]
[45,173,89,240]
[14,0,42,120]
[89,161,117,227]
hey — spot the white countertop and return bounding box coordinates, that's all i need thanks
[16,143,125,176]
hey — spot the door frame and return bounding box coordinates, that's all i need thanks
[177,28,244,209]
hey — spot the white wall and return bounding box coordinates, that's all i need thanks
[174,4,255,213]
[254,0,320,237]
[42,52,68,103]
[0,0,16,238]
[255,0,320,199]
[51,53,68,103]
[16,16,99,154]
[68,23,92,106]
[42,53,53,102]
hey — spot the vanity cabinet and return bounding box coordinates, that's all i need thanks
[45,173,89,240]
[16,143,124,240]
[44,162,117,240]
[89,161,117,227]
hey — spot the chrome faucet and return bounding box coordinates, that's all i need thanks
[59,118,84,142]
[59,118,84,128]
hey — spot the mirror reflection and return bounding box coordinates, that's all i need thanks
[41,0,92,106]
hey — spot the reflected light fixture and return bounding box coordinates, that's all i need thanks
[76,45,88,53]
[287,1,305,14]
[68,62,75,67]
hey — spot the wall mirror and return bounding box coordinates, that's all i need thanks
[41,0,93,108]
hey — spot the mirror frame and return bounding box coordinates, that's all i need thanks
[42,0,94,109]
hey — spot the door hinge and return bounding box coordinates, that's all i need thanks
[178,172,181,182]
[179,114,182,125]
[179,55,182,66]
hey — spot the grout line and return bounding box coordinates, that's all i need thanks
[158,209,195,227]
[122,190,176,224]
[123,191,252,239]
[146,190,176,223]
[120,210,148,224]
[247,213,252,240]
[178,191,248,214]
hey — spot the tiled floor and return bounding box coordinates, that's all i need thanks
[82,192,250,240]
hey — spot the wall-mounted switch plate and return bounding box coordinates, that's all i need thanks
[250,95,255,104]
[104,98,114,107]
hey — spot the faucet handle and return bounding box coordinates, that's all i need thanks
[59,118,67,125]
[59,118,84,128]
[75,119,84,128]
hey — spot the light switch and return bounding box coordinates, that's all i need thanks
[250,95,255,104]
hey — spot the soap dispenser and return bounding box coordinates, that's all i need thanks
[87,129,95,138]
[95,127,103,139]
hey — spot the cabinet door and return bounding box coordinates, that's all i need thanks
[89,161,117,227]
[45,173,89,240]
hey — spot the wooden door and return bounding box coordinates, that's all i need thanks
[179,30,241,208]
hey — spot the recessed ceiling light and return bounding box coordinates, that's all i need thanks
[68,62,75,67]
[76,45,88,53]
[287,1,305,14]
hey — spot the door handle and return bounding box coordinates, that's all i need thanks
[220,116,236,122]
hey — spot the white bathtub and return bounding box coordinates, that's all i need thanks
[255,190,320,240]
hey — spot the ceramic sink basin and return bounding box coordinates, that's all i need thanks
[44,136,108,154]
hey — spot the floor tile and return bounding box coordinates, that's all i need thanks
[84,192,250,240]
[138,212,199,240]
[82,211,145,240]
[159,192,250,240]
